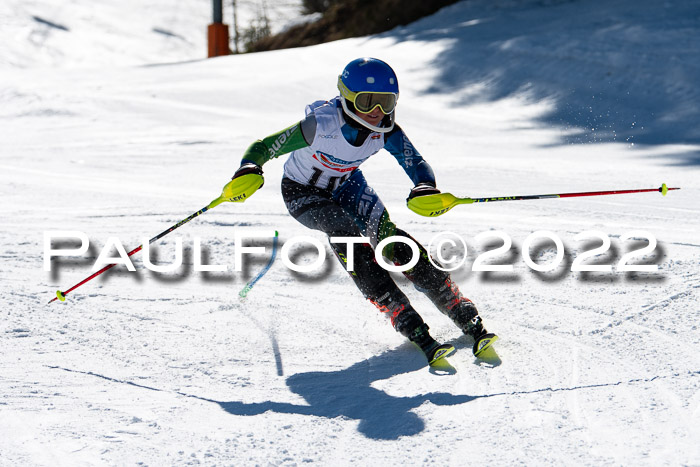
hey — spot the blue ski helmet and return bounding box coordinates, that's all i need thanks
[337,58,399,133]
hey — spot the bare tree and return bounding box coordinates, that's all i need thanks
[231,0,240,53]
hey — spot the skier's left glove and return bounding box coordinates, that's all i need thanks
[407,182,440,201]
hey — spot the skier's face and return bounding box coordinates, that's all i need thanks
[354,107,386,127]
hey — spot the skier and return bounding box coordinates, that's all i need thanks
[232,57,497,364]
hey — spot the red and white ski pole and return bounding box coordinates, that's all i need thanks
[408,183,680,217]
[48,173,264,303]
[47,203,217,304]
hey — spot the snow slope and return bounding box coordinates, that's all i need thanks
[0,0,305,68]
[1,0,699,465]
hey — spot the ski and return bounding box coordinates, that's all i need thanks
[427,343,455,365]
[473,333,499,358]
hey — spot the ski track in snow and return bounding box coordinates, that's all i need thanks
[2,0,700,465]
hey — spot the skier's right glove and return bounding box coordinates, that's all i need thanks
[224,163,264,203]
[233,163,264,182]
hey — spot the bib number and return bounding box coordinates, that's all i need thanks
[308,167,350,191]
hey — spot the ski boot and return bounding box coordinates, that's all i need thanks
[408,323,455,365]
[371,288,454,365]
[425,278,498,357]
[463,315,499,358]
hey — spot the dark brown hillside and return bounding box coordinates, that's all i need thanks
[247,0,460,52]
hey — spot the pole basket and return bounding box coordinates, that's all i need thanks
[207,23,230,58]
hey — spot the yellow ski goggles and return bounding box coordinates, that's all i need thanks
[352,92,397,114]
[338,79,398,114]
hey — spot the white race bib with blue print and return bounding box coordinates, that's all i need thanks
[283,99,385,191]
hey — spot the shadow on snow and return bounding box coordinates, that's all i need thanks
[47,362,699,441]
[217,345,475,440]
[385,0,700,166]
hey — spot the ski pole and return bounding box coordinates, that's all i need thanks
[48,202,216,304]
[408,183,680,217]
[239,231,279,298]
[48,173,264,304]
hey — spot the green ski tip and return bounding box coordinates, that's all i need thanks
[56,290,66,302]
[429,344,455,365]
[473,333,499,357]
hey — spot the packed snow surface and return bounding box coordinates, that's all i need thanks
[1,0,699,465]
